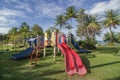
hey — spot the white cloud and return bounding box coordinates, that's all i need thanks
[58,0,83,8]
[41,4,64,18]
[0,8,23,26]
[67,0,83,7]
[14,1,32,13]
[35,3,64,18]
[89,0,120,14]
[34,0,83,18]
[0,27,11,34]
[4,0,32,13]
[0,16,7,22]
[0,8,22,16]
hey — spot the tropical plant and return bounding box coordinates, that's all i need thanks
[116,32,120,42]
[103,32,119,45]
[0,34,7,42]
[19,22,30,47]
[55,14,66,30]
[31,24,43,36]
[8,27,18,50]
[103,9,120,45]
[76,9,101,45]
[87,15,101,44]
[65,24,72,29]
[65,6,78,28]
[45,26,59,37]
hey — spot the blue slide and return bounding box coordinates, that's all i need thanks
[70,34,91,53]
[11,47,34,60]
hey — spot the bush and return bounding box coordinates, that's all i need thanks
[78,40,96,50]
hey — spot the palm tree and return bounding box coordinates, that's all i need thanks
[76,9,101,45]
[87,15,101,44]
[65,6,78,28]
[55,14,66,30]
[103,9,120,45]
[65,24,72,29]
[116,33,120,43]
[104,32,119,45]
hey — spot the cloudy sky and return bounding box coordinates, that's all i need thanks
[0,0,120,35]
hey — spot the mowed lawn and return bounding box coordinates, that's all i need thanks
[0,47,120,80]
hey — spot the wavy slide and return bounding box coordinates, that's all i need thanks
[71,33,91,53]
[57,42,87,76]
[11,47,34,60]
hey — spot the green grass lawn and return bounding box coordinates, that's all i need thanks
[0,47,120,80]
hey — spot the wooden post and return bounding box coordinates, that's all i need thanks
[53,30,57,61]
[44,47,46,58]
[54,46,56,60]
[44,32,47,58]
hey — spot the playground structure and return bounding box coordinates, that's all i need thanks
[11,31,87,76]
[11,44,34,60]
[11,32,57,63]
[57,33,87,76]
[69,33,91,53]
[43,31,56,60]
[30,35,42,65]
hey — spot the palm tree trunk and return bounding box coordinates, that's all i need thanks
[70,18,72,32]
[91,34,96,45]
[109,26,112,46]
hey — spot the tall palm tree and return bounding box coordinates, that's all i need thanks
[76,9,101,45]
[104,32,119,44]
[76,9,90,42]
[87,15,101,44]
[55,14,66,30]
[65,6,78,28]
[116,32,120,43]
[103,9,120,45]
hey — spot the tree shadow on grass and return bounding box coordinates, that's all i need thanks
[0,49,65,80]
[80,56,91,73]
[91,61,120,68]
[37,69,65,77]
[104,76,120,80]
[115,50,120,56]
[0,50,5,54]
[95,47,119,55]
[1,71,58,80]
[82,54,96,58]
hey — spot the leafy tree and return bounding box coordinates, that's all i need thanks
[19,22,30,38]
[45,26,59,37]
[76,9,101,45]
[55,14,66,30]
[8,27,18,50]
[103,9,120,45]
[116,33,120,42]
[19,22,30,47]
[65,24,72,30]
[76,9,90,39]
[103,32,119,44]
[87,15,101,44]
[31,24,43,36]
[8,27,17,35]
[0,34,7,42]
[65,6,78,27]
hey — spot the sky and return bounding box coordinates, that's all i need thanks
[0,0,120,40]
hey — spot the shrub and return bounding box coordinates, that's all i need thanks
[78,40,96,50]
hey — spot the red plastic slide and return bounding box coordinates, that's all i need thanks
[57,35,87,76]
[57,43,77,76]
